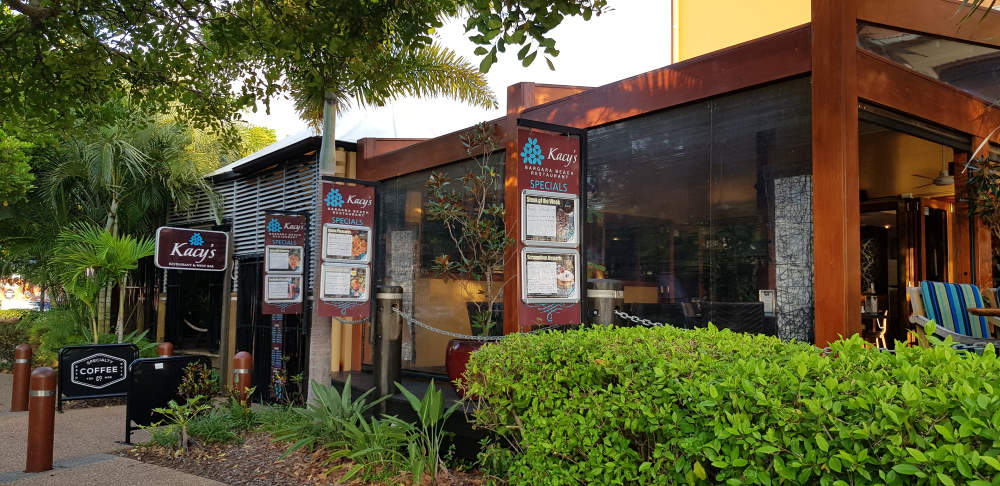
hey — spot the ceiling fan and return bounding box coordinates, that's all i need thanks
[912,147,954,188]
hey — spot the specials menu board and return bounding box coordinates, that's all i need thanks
[515,128,583,328]
[317,182,375,320]
[262,213,307,313]
[521,190,578,246]
[521,249,580,303]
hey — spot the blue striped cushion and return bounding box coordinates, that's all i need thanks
[920,281,990,339]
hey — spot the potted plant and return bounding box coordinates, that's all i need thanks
[424,122,512,392]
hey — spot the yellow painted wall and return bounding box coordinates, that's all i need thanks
[672,0,811,62]
[859,130,954,199]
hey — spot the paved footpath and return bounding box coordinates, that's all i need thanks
[0,373,224,485]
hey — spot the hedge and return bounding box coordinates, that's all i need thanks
[463,325,1000,486]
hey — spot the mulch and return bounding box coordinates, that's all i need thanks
[62,397,128,409]
[125,432,486,486]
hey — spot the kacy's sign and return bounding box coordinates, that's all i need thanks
[317,181,375,320]
[263,212,308,315]
[154,227,230,271]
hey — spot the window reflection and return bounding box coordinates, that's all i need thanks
[858,23,1000,103]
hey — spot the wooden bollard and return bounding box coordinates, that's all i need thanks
[25,367,56,473]
[233,351,252,404]
[10,344,31,412]
[156,342,174,357]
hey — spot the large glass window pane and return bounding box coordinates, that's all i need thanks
[376,154,503,373]
[586,77,813,341]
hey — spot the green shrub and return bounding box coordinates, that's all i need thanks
[0,321,29,371]
[20,308,87,365]
[178,361,220,400]
[0,309,32,323]
[188,412,242,444]
[463,325,1000,486]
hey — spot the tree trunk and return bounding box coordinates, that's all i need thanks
[116,278,126,343]
[308,92,337,403]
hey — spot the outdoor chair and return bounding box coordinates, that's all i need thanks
[907,282,1000,346]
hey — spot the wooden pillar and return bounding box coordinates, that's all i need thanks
[218,234,234,386]
[502,119,521,335]
[812,0,862,345]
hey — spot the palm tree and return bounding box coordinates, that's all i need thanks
[54,223,155,343]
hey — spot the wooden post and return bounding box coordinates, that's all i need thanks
[218,233,234,389]
[812,0,862,346]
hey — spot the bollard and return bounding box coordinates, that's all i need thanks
[233,351,252,404]
[10,344,31,412]
[588,279,625,325]
[156,342,174,357]
[374,286,403,401]
[25,367,56,473]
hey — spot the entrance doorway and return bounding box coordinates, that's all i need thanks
[858,116,967,345]
[165,268,224,353]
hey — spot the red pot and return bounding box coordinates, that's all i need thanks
[445,338,484,396]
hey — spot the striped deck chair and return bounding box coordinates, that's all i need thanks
[907,282,1000,345]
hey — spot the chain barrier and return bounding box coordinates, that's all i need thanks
[613,309,670,328]
[332,316,370,325]
[390,307,578,341]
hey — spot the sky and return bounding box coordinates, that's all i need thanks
[241,1,671,142]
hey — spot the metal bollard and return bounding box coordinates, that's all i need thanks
[374,286,403,401]
[25,367,56,473]
[588,279,625,325]
[11,344,31,412]
[233,351,252,404]
[156,342,174,357]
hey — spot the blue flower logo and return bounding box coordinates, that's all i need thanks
[521,137,545,166]
[189,233,204,246]
[325,188,344,208]
[267,218,281,233]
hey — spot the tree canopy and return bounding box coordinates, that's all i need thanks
[1,0,607,130]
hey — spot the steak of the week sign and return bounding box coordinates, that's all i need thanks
[516,128,582,329]
[318,182,375,320]
[155,227,230,271]
[263,213,308,315]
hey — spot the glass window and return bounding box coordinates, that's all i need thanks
[376,154,504,373]
[858,23,1000,103]
[586,77,814,341]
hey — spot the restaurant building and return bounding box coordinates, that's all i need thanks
[168,0,1000,384]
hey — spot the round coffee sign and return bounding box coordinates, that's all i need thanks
[70,353,128,389]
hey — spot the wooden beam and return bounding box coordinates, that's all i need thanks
[813,0,862,346]
[857,51,1000,138]
[520,25,811,129]
[858,0,1000,49]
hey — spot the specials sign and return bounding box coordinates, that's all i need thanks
[515,128,582,329]
[263,213,308,314]
[317,182,375,320]
[154,227,230,271]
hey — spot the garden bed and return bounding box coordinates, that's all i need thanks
[126,431,485,485]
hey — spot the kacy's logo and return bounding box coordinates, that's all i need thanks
[267,218,281,233]
[521,137,545,166]
[188,233,204,246]
[325,188,344,208]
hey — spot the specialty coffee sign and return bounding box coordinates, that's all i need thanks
[155,227,230,271]
[71,353,128,389]
[57,343,139,410]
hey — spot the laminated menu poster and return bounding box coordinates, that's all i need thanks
[521,190,578,246]
[520,248,580,303]
[264,275,304,303]
[265,245,304,273]
[320,264,370,302]
[322,224,370,263]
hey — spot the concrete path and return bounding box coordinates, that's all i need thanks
[0,373,224,485]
